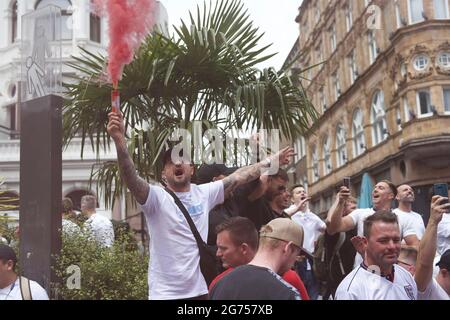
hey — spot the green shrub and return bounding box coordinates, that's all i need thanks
[54,230,148,300]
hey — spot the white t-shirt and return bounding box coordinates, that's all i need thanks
[141,181,224,300]
[437,213,450,256]
[335,264,417,300]
[418,278,450,300]
[291,209,326,269]
[0,278,49,300]
[392,208,425,240]
[84,213,115,247]
[349,208,419,267]
[62,219,81,235]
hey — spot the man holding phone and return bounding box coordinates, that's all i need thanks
[289,184,326,299]
[434,184,450,257]
[393,184,425,241]
[415,195,450,299]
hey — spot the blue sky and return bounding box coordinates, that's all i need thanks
[160,0,303,70]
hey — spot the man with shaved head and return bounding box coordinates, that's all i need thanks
[393,184,425,243]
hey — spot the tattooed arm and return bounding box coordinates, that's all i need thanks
[222,146,295,199]
[107,112,150,205]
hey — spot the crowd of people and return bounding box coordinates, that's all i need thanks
[1,111,449,300]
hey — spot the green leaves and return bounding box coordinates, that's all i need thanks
[63,0,318,208]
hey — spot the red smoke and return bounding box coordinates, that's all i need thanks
[92,0,155,86]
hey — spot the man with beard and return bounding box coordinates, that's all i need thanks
[335,211,417,300]
[107,112,294,300]
[327,180,419,267]
[393,184,425,241]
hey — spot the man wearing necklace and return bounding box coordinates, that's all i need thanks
[0,244,48,300]
[335,210,418,300]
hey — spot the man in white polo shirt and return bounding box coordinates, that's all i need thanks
[107,111,294,300]
[415,195,450,300]
[393,184,425,241]
[288,184,325,300]
[335,210,417,300]
[327,180,419,267]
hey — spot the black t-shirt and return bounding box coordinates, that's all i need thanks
[324,228,357,293]
[209,264,301,300]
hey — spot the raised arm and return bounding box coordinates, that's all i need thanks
[107,112,149,205]
[415,196,450,291]
[326,186,355,235]
[222,146,295,198]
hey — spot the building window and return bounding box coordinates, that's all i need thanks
[36,0,73,40]
[408,0,424,24]
[90,1,101,43]
[368,30,377,64]
[11,1,18,43]
[294,136,306,163]
[443,88,450,113]
[416,89,432,116]
[322,136,332,175]
[403,96,412,122]
[434,0,450,19]
[396,107,402,131]
[348,50,357,85]
[438,52,450,68]
[336,123,347,167]
[319,87,327,112]
[312,145,319,182]
[371,90,388,146]
[395,0,402,29]
[332,72,340,100]
[400,63,407,78]
[413,54,429,71]
[329,25,337,52]
[345,3,353,32]
[352,108,366,157]
[316,45,323,63]
[315,5,321,23]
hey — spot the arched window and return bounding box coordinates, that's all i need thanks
[311,145,319,183]
[371,90,388,146]
[90,0,101,43]
[352,108,366,157]
[36,0,72,40]
[322,136,332,175]
[11,1,18,43]
[336,123,347,167]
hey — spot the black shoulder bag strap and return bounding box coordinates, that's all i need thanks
[164,187,204,246]
[164,187,218,285]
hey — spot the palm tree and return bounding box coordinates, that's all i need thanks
[63,0,317,208]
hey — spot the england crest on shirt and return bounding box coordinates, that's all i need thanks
[404,285,416,300]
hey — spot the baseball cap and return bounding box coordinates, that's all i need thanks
[260,218,304,249]
[196,164,239,184]
[436,249,450,270]
[0,244,17,264]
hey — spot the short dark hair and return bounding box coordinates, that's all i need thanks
[215,217,258,250]
[363,210,398,238]
[379,180,397,197]
[290,184,305,192]
[0,244,17,269]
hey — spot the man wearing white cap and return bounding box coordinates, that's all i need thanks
[210,218,304,300]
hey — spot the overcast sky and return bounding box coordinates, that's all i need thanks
[159,0,303,70]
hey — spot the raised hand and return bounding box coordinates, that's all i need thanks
[107,111,126,143]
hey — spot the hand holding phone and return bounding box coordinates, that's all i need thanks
[433,183,449,204]
[343,177,351,189]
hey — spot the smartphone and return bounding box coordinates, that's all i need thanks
[433,183,449,204]
[343,177,351,189]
